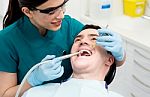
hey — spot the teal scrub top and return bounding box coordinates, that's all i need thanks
[0,15,84,84]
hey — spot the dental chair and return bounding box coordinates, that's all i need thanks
[104,61,116,86]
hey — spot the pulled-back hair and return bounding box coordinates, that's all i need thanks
[82,24,116,85]
[3,0,48,28]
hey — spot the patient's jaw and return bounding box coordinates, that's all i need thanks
[71,29,114,80]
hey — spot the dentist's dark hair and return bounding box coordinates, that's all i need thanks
[3,0,48,28]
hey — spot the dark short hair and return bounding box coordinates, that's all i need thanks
[82,24,116,85]
[82,24,101,30]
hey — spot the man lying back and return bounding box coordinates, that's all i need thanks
[22,24,124,97]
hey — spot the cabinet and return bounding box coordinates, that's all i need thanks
[126,41,150,97]
[109,38,150,97]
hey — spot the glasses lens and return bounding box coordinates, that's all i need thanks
[34,0,68,14]
[48,5,66,15]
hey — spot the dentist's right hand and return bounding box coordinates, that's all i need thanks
[27,55,64,86]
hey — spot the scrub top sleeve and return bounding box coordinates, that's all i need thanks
[0,36,18,73]
[70,18,84,38]
[64,15,84,39]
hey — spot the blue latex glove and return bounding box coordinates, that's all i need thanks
[27,55,64,86]
[96,28,124,61]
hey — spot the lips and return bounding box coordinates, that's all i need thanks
[51,20,62,25]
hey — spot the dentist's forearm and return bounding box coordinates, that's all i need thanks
[2,81,31,97]
[116,52,126,67]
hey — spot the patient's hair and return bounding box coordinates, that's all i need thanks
[82,24,101,30]
[81,24,116,85]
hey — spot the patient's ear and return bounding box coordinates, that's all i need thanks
[105,55,114,67]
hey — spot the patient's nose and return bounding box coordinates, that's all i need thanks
[80,38,91,46]
[80,41,88,46]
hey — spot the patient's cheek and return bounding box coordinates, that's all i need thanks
[71,44,78,53]
[91,43,96,49]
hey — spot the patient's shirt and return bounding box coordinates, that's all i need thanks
[22,78,123,97]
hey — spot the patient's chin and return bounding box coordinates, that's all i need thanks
[72,60,90,70]
[71,55,93,71]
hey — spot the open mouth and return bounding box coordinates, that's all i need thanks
[78,50,92,57]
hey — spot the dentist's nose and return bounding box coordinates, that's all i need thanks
[56,10,64,19]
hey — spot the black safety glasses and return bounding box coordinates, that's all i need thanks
[30,0,68,15]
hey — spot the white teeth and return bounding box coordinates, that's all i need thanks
[79,50,92,56]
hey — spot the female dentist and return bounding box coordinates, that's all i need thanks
[0,0,125,97]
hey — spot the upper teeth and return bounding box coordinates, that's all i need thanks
[79,50,92,56]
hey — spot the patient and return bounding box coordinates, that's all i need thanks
[22,25,123,97]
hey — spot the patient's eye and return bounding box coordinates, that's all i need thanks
[91,37,96,40]
[74,38,81,43]
[91,36,97,41]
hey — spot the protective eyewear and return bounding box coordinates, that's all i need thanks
[30,0,68,15]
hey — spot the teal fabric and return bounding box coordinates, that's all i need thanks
[0,15,84,84]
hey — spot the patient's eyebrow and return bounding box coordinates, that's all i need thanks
[76,35,82,38]
[75,33,98,39]
[88,34,99,37]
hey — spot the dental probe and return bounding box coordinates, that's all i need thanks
[105,24,109,28]
[56,51,82,60]
[57,50,91,60]
[15,51,83,97]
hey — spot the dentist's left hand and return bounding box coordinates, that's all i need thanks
[96,28,124,61]
[27,55,64,86]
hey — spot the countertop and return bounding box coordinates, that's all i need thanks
[80,15,150,52]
